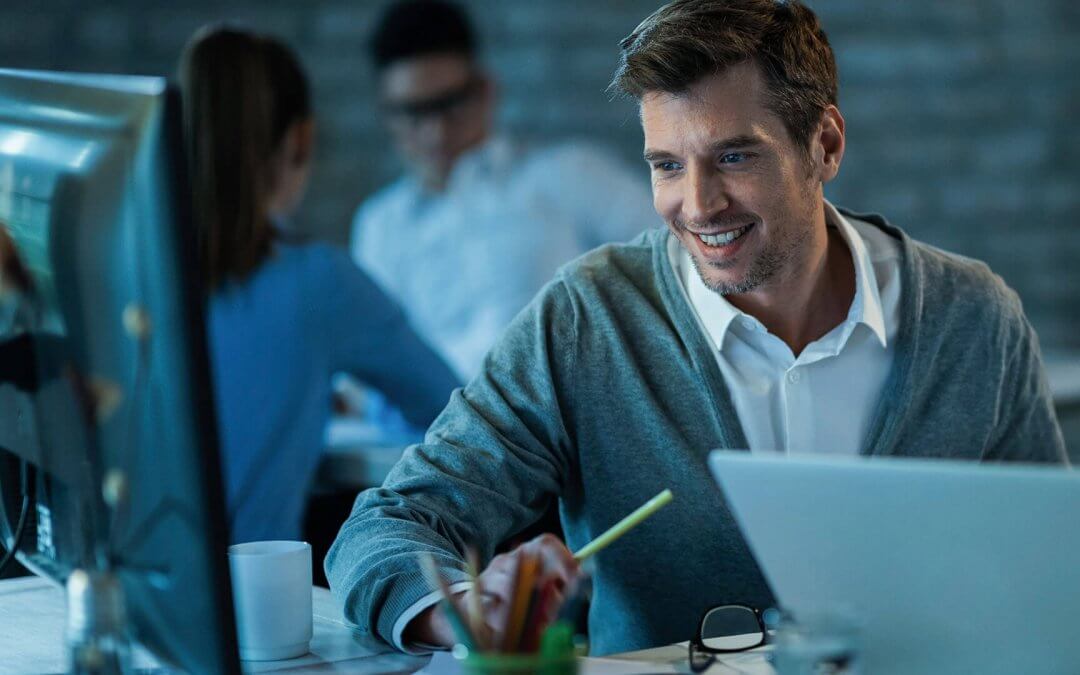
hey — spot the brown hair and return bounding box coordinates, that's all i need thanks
[179,26,312,290]
[610,0,837,152]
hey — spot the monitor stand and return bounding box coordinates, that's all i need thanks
[65,568,132,675]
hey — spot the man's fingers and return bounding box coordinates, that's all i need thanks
[479,567,518,602]
[471,534,587,647]
[528,533,577,563]
[543,585,566,624]
[525,534,580,585]
[486,550,519,574]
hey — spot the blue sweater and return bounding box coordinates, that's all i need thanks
[209,241,459,543]
[326,215,1067,655]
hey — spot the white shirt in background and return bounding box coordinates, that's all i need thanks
[671,201,903,455]
[351,135,655,381]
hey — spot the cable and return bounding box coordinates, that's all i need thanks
[0,460,33,578]
[0,493,30,576]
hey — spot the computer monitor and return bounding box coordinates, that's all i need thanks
[0,69,240,673]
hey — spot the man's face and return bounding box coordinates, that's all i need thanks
[379,52,493,189]
[642,62,830,296]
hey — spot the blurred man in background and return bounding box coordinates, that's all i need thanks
[351,0,655,380]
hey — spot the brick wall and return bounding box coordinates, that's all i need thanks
[2,0,1077,348]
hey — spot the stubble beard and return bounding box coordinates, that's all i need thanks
[690,223,814,296]
[689,184,819,297]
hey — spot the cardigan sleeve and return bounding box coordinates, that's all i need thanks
[983,300,1068,465]
[324,276,580,646]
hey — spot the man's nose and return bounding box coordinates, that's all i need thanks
[683,165,729,225]
[416,114,451,150]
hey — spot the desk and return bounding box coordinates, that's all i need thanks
[0,576,773,674]
[315,418,419,492]
[317,442,408,492]
[1045,351,1080,407]
[419,643,774,674]
[1045,351,1080,462]
[0,576,427,674]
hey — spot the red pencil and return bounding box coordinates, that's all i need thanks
[519,578,556,653]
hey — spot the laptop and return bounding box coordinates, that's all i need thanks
[708,451,1080,675]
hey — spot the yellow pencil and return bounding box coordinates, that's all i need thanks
[465,547,490,650]
[501,550,538,652]
[417,552,477,650]
[573,489,674,561]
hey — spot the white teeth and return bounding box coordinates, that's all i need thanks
[697,224,751,247]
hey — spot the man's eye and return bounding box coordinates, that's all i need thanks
[653,161,682,172]
[719,152,749,164]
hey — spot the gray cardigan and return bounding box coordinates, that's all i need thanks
[326,213,1066,655]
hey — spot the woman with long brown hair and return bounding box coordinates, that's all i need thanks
[180,26,459,544]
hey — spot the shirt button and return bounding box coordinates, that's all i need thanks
[787,371,801,384]
[741,318,756,331]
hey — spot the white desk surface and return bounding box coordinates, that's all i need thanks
[420,641,773,674]
[1045,351,1080,407]
[317,418,418,491]
[0,576,773,674]
[318,442,406,491]
[0,576,427,674]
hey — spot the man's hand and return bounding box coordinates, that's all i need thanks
[404,534,582,649]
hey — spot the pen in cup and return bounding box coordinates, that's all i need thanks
[418,552,477,651]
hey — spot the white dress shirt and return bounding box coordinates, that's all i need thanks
[352,135,655,381]
[671,202,903,454]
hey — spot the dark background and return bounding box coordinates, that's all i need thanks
[3,0,1078,349]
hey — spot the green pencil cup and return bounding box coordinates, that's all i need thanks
[455,650,578,675]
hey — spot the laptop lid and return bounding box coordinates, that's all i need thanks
[708,451,1080,675]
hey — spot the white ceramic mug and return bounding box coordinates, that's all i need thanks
[227,540,313,661]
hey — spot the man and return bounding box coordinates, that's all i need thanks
[328,0,1066,656]
[351,0,654,380]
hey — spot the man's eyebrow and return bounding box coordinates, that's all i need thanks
[710,135,763,152]
[643,149,677,162]
[643,135,764,163]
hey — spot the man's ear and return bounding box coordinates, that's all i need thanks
[816,105,845,184]
[475,72,497,113]
[289,117,316,167]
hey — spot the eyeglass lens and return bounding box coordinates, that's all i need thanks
[382,80,477,123]
[700,605,763,651]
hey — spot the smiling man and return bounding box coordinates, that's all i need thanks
[327,0,1067,656]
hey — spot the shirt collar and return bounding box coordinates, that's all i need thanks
[675,238,742,350]
[828,201,887,348]
[444,134,513,189]
[406,134,511,200]
[673,200,888,351]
